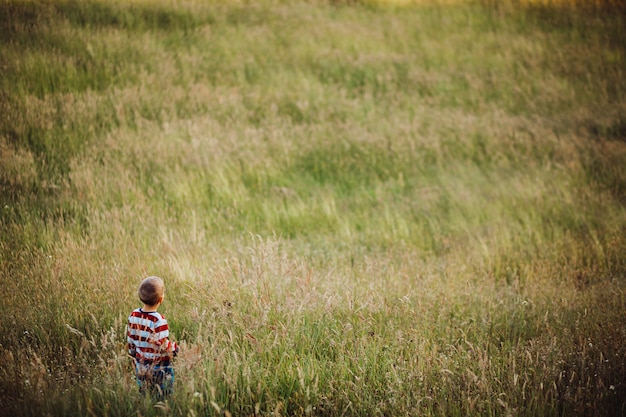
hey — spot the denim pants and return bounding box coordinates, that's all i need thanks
[134,361,175,398]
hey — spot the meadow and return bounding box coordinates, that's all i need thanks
[1,0,625,415]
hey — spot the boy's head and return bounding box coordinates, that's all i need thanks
[138,276,165,306]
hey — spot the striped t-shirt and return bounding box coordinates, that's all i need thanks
[127,308,178,365]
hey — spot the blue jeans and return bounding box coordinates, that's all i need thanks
[135,361,174,399]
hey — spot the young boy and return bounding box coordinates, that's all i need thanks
[127,276,179,398]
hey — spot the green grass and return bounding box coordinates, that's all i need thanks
[1,0,625,416]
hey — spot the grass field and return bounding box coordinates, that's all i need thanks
[1,0,625,416]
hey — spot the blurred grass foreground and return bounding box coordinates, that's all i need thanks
[1,0,625,416]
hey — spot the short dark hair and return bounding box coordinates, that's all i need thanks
[138,276,164,306]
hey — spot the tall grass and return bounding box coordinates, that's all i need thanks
[1,0,625,416]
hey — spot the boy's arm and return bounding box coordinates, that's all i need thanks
[154,319,179,357]
[169,339,180,357]
[126,321,137,358]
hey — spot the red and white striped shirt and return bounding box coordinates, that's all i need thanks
[127,309,178,364]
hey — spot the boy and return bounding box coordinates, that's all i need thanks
[127,276,179,398]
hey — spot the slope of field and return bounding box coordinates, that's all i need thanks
[1,1,625,416]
